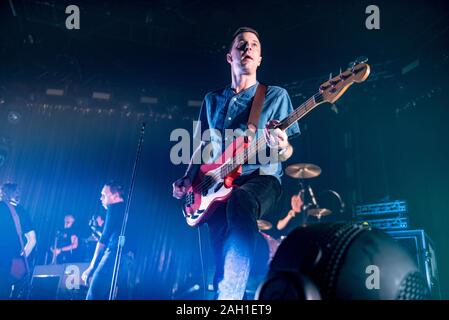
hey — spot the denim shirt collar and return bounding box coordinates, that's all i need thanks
[224,81,259,101]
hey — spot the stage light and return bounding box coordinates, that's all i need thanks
[140,96,158,104]
[187,100,202,107]
[7,111,21,124]
[92,92,111,100]
[256,223,431,300]
[0,149,7,168]
[46,88,64,96]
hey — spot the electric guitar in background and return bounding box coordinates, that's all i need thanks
[183,59,371,227]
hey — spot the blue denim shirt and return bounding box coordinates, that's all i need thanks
[194,82,300,183]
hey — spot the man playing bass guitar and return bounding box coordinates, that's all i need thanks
[172,27,300,300]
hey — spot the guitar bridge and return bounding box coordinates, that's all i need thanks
[184,192,194,207]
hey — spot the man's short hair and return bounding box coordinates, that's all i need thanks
[0,182,19,201]
[229,26,261,52]
[105,180,126,199]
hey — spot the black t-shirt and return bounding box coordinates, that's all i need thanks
[99,202,125,250]
[0,201,33,267]
[55,226,79,263]
[57,227,78,248]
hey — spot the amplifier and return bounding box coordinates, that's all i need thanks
[30,263,90,300]
[354,200,408,217]
[353,200,409,231]
[386,229,441,299]
[359,217,409,230]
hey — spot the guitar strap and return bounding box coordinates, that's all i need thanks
[247,83,267,132]
[5,201,30,273]
[5,202,26,252]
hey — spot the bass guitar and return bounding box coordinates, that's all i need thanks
[183,60,370,227]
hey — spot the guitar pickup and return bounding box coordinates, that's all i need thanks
[214,182,224,193]
[184,192,194,206]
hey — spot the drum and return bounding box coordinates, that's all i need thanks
[259,231,282,263]
[307,189,345,221]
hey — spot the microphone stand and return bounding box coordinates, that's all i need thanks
[109,122,146,300]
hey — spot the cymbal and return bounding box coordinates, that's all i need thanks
[285,163,322,179]
[257,219,272,231]
[307,208,332,218]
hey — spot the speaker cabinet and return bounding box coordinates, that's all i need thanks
[257,223,431,300]
[386,229,441,299]
[30,263,90,300]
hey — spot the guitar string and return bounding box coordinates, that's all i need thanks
[189,94,320,196]
[189,95,318,196]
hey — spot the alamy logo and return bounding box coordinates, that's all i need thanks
[65,5,80,30]
[169,121,283,166]
[65,265,81,289]
[365,265,380,290]
[365,5,380,30]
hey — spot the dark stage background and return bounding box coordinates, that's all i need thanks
[0,0,448,299]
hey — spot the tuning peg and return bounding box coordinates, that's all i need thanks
[348,61,356,68]
[329,72,333,80]
[339,67,342,74]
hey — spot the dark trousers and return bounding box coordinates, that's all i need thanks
[86,248,130,300]
[207,171,281,300]
[0,265,12,299]
[86,248,115,300]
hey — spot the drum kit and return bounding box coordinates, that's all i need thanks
[284,162,343,220]
[256,163,345,262]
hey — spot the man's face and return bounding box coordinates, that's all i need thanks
[64,215,75,228]
[227,32,262,75]
[100,185,119,209]
[0,186,20,203]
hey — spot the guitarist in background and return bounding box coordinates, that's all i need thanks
[0,182,36,299]
[172,27,300,299]
[50,214,79,264]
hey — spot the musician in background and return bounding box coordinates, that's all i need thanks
[83,213,105,262]
[172,27,300,299]
[0,182,36,299]
[276,192,304,235]
[89,213,105,242]
[82,181,128,300]
[51,214,79,264]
